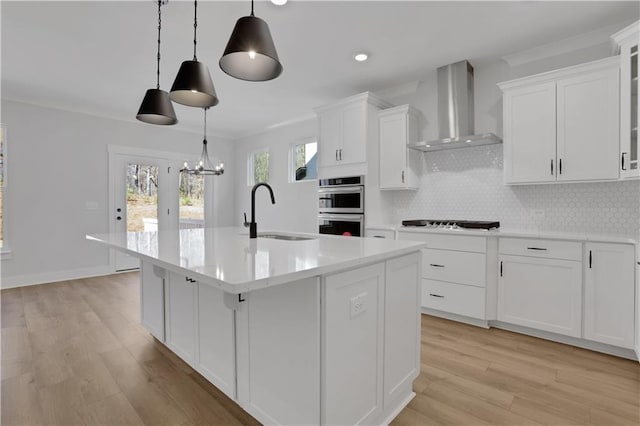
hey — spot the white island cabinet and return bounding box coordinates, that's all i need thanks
[87,228,424,425]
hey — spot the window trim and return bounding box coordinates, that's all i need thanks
[289,138,318,184]
[247,148,270,186]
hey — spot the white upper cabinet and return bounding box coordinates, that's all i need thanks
[612,21,640,179]
[315,92,392,178]
[584,243,635,349]
[503,82,557,183]
[499,57,621,184]
[556,68,620,181]
[378,105,419,190]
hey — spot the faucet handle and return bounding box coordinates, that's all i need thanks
[243,212,250,228]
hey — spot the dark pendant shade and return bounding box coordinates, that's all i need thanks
[219,16,283,82]
[170,60,219,107]
[136,88,178,125]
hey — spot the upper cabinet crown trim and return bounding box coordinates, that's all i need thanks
[313,92,394,114]
[498,56,620,92]
[378,104,420,119]
[611,20,640,45]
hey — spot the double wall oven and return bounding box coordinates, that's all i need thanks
[318,176,364,237]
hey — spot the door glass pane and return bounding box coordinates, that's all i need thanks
[126,164,158,232]
[179,174,205,229]
[631,45,638,168]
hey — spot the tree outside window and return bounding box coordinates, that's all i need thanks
[251,150,270,185]
[292,140,317,182]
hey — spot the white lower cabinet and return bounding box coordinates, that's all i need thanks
[584,243,636,349]
[196,283,236,399]
[140,262,165,341]
[166,272,197,364]
[498,254,582,337]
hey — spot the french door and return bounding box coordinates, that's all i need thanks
[112,153,174,271]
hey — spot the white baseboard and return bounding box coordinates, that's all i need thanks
[491,321,638,361]
[1,265,120,289]
[422,308,490,329]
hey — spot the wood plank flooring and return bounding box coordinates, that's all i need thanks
[2,272,639,425]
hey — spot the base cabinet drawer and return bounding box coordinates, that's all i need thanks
[422,279,486,320]
[500,238,582,261]
[422,249,486,287]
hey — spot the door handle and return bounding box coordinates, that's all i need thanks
[401,170,405,183]
[559,158,563,175]
[622,152,627,171]
[339,149,343,161]
[429,294,444,298]
[589,250,592,269]
[500,261,503,277]
[429,264,445,268]
[550,159,554,176]
[335,149,338,161]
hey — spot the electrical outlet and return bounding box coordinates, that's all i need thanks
[531,209,545,220]
[350,292,367,318]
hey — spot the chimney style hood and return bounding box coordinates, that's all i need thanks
[409,60,501,152]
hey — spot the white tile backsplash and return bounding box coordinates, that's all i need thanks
[388,145,640,237]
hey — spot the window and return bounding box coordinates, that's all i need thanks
[179,174,205,229]
[291,140,317,182]
[249,149,269,185]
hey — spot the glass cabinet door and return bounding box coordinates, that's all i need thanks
[619,31,640,178]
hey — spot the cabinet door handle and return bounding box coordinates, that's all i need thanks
[550,159,554,176]
[339,149,343,160]
[589,250,592,269]
[500,261,503,277]
[429,294,444,298]
[559,158,563,175]
[622,152,627,171]
[429,264,445,268]
[401,170,405,183]
[527,247,547,251]
[335,149,338,161]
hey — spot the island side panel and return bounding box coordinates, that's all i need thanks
[322,263,385,426]
[235,277,321,426]
[383,252,421,412]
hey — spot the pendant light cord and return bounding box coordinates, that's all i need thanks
[203,107,207,143]
[250,0,254,16]
[156,0,162,89]
[193,0,198,60]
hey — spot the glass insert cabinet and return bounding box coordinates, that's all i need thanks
[613,21,640,179]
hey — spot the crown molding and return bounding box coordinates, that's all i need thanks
[1,96,236,141]
[502,20,635,67]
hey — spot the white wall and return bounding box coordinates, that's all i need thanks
[234,119,318,233]
[1,100,235,287]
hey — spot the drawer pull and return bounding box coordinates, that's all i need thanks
[429,293,444,298]
[526,247,547,251]
[373,235,386,238]
[429,264,445,268]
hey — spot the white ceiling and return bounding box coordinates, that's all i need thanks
[2,1,637,138]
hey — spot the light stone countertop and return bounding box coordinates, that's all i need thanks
[87,227,425,294]
[369,224,639,246]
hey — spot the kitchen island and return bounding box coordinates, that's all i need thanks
[87,227,424,425]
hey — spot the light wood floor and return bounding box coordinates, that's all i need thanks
[1,273,639,426]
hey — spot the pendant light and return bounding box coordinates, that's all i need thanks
[136,0,177,125]
[181,108,224,176]
[170,0,219,107]
[219,0,283,81]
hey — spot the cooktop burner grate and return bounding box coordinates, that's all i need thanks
[401,220,500,230]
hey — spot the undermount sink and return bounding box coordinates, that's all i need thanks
[258,233,315,241]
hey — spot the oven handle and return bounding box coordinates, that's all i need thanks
[318,186,363,195]
[318,214,364,222]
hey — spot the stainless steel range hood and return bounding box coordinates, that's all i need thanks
[409,60,501,152]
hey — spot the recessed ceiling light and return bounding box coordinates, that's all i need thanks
[271,0,287,5]
[354,53,369,62]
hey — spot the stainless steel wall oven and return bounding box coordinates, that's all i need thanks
[318,176,364,237]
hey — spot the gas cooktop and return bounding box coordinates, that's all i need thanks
[401,220,500,230]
